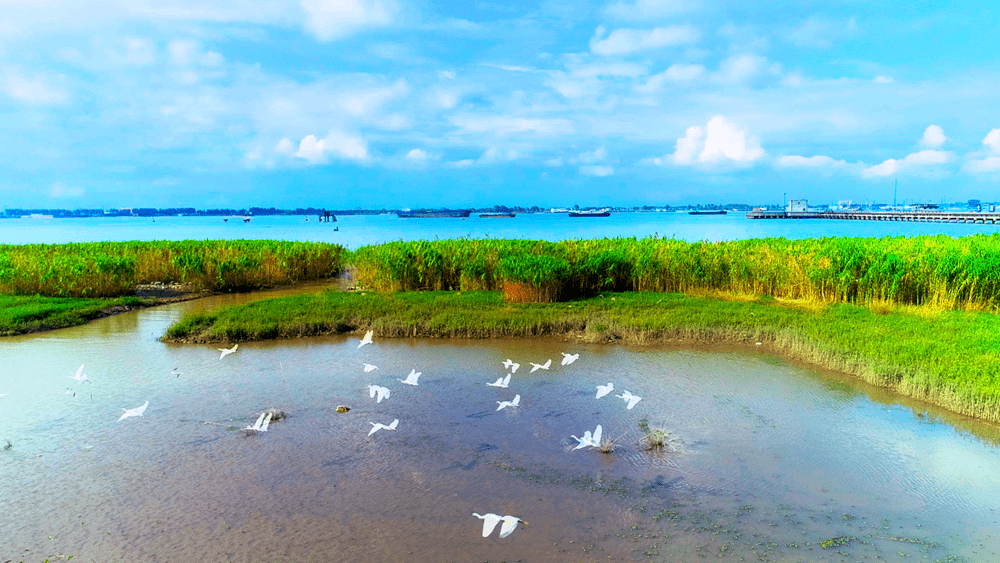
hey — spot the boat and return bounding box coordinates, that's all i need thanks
[479,212,515,218]
[688,210,727,215]
[397,209,471,218]
[568,211,610,217]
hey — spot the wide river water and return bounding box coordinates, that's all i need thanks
[3,211,1000,248]
[3,286,1000,562]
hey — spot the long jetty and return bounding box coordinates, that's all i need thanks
[746,209,1000,224]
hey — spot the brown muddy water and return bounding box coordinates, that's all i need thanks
[2,290,999,563]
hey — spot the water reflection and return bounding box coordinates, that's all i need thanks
[2,295,999,562]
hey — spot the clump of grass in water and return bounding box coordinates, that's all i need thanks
[598,437,617,454]
[640,423,682,452]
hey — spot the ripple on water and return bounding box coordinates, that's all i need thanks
[3,311,1000,561]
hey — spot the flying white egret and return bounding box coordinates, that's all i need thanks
[399,369,421,386]
[496,394,520,411]
[528,359,551,373]
[616,390,642,410]
[64,388,77,398]
[117,400,149,422]
[502,359,520,373]
[368,418,399,436]
[218,344,238,360]
[473,513,528,538]
[363,363,379,373]
[571,424,603,450]
[358,330,374,349]
[244,412,273,433]
[486,374,511,388]
[368,384,391,403]
[170,367,183,378]
[560,352,579,366]
[69,364,90,383]
[595,382,614,399]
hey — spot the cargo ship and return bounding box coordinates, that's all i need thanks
[688,210,727,215]
[568,211,610,217]
[479,212,515,218]
[396,209,471,218]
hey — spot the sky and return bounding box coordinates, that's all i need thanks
[2,0,1000,209]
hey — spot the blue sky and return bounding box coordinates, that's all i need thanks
[2,0,1000,209]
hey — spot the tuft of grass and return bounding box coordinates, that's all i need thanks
[641,426,682,452]
[0,294,150,336]
[598,437,617,454]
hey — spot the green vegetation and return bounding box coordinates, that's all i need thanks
[0,240,346,297]
[349,235,1000,310]
[0,240,346,334]
[0,294,150,336]
[163,289,1000,423]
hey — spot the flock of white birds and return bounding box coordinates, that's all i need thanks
[0,329,649,541]
[356,330,645,539]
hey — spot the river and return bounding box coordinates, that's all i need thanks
[2,288,998,562]
[3,212,1000,248]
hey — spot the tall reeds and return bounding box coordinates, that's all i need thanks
[0,240,347,297]
[348,234,1000,311]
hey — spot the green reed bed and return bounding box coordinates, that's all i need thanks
[163,290,1000,423]
[0,294,150,336]
[0,240,347,297]
[349,235,1000,310]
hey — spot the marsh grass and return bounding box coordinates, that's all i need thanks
[0,240,346,297]
[0,294,150,336]
[163,290,1000,423]
[347,235,1000,311]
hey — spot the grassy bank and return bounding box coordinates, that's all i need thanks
[163,290,1000,423]
[0,240,346,297]
[0,294,153,336]
[351,235,1000,310]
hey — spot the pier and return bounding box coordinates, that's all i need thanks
[746,209,1000,224]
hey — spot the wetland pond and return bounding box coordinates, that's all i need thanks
[2,289,999,562]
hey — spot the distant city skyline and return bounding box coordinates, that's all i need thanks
[2,1,999,209]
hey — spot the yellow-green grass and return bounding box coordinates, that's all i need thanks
[0,294,151,336]
[0,240,347,298]
[163,290,1000,423]
[349,235,1000,310]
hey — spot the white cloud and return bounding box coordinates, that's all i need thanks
[275,137,295,154]
[984,128,1000,151]
[447,159,474,168]
[775,155,846,168]
[580,164,614,176]
[713,54,781,85]
[49,182,84,198]
[920,125,946,148]
[405,148,428,161]
[123,37,157,66]
[590,25,699,56]
[1,68,69,105]
[576,146,607,164]
[477,147,519,163]
[301,0,398,41]
[343,78,408,117]
[873,75,894,84]
[449,115,573,136]
[700,115,765,163]
[961,129,1000,174]
[605,0,697,20]
[861,150,952,178]
[651,116,764,167]
[294,131,368,163]
[636,63,705,92]
[787,16,859,49]
[963,157,1000,174]
[670,125,703,164]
